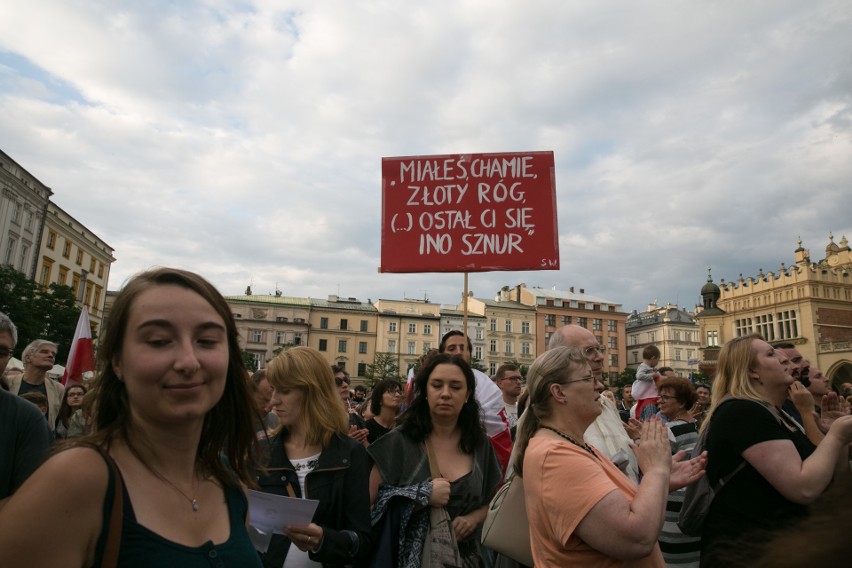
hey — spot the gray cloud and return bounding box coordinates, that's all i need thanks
[1,0,850,313]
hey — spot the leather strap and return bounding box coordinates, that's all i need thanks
[99,448,124,568]
[424,438,441,479]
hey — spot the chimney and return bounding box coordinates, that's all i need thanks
[569,287,574,293]
[579,288,584,294]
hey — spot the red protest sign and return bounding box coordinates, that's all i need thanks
[380,151,559,273]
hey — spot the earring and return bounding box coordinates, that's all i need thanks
[116,373,124,382]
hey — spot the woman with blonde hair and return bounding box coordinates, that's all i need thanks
[257,346,371,568]
[516,346,673,567]
[699,334,852,567]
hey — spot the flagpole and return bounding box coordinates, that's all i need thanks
[462,272,469,348]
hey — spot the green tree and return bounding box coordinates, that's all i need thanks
[272,343,297,358]
[241,349,258,372]
[469,356,487,374]
[690,369,710,383]
[614,367,638,387]
[0,265,81,363]
[364,352,402,387]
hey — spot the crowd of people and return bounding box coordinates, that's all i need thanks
[1,267,850,568]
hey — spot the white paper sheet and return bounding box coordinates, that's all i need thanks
[247,490,320,553]
[249,489,319,532]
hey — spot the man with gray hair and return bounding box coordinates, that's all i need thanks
[7,339,64,430]
[549,325,639,482]
[0,312,51,509]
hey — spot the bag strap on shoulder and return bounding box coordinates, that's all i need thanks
[424,438,441,479]
[94,446,124,568]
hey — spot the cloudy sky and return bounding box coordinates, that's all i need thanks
[2,0,850,313]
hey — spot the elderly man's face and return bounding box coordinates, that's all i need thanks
[27,344,57,370]
[555,326,605,392]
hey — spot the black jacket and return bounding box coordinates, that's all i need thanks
[256,432,372,568]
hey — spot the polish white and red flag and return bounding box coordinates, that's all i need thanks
[62,306,95,386]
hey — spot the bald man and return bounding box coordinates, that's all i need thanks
[548,325,639,482]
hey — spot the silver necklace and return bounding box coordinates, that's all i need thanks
[148,465,201,512]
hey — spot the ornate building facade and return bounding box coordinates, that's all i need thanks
[1,149,52,279]
[308,295,378,379]
[374,298,441,377]
[464,294,537,377]
[626,303,700,377]
[224,290,311,370]
[36,202,115,332]
[697,236,852,387]
[504,283,627,382]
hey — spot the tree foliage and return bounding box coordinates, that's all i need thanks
[469,356,487,373]
[364,352,402,387]
[241,349,258,373]
[0,265,81,364]
[614,367,638,387]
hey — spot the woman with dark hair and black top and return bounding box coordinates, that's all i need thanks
[0,267,261,567]
[368,353,501,567]
[364,379,402,444]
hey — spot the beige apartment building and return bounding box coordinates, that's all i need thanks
[2,149,114,332]
[697,236,852,386]
[36,203,115,332]
[465,293,537,377]
[308,296,378,380]
[224,291,311,370]
[374,298,442,377]
[626,303,700,377]
[505,283,628,382]
[1,149,52,279]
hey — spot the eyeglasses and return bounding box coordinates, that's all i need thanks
[0,348,14,358]
[658,395,677,401]
[582,345,605,357]
[335,377,351,386]
[563,375,596,385]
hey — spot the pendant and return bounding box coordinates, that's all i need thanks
[191,499,199,512]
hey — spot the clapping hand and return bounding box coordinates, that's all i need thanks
[632,417,672,476]
[669,450,707,492]
[818,391,851,434]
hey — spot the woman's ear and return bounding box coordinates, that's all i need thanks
[549,382,566,404]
